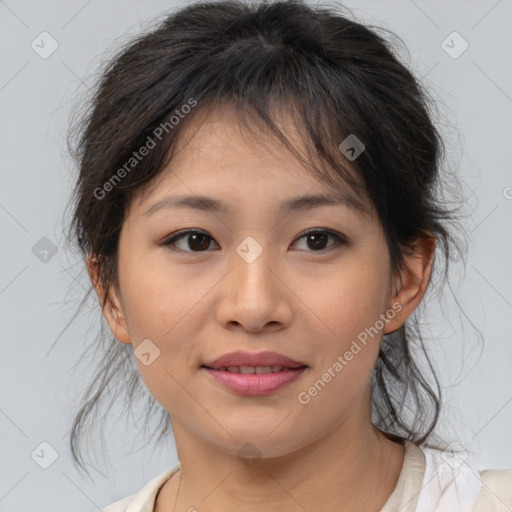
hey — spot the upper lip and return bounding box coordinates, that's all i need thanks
[203,350,307,369]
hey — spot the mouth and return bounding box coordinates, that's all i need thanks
[201,350,309,395]
[201,363,308,395]
[201,364,307,374]
[202,349,307,370]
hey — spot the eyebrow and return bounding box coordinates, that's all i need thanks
[144,192,368,217]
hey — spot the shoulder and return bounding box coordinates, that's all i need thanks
[101,465,180,512]
[416,443,512,512]
[474,469,512,511]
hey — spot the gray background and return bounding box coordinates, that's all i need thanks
[1,0,511,510]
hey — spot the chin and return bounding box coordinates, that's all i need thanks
[207,425,307,461]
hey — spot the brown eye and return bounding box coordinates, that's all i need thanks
[292,229,348,252]
[305,232,329,250]
[162,230,219,252]
[162,228,348,254]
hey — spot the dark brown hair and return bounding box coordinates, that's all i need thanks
[63,0,468,476]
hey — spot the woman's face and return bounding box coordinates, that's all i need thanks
[101,106,408,459]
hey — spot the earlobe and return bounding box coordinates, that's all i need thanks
[383,235,435,334]
[102,288,132,344]
[86,254,132,345]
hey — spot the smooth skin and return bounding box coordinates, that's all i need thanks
[89,104,435,512]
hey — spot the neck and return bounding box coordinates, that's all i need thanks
[155,416,405,512]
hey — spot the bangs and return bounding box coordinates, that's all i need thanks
[156,94,373,219]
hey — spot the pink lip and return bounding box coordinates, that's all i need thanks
[203,350,306,369]
[202,366,307,395]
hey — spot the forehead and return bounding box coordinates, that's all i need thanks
[131,104,373,219]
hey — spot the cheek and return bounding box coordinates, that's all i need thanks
[116,245,208,404]
[117,237,195,339]
[297,255,389,401]
[308,254,390,343]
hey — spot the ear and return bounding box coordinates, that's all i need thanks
[383,234,435,334]
[86,254,132,344]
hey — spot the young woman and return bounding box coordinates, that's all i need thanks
[65,1,511,510]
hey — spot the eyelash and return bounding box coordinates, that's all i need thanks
[160,228,349,254]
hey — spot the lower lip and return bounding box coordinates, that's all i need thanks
[202,366,307,395]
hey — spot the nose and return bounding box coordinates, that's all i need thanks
[215,241,293,334]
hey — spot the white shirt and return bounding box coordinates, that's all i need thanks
[101,441,512,511]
